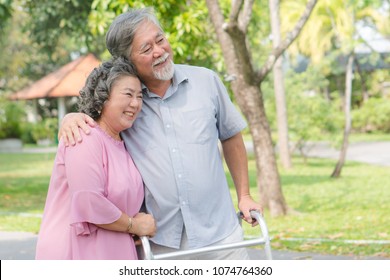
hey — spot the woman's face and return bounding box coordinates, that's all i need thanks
[99,75,143,137]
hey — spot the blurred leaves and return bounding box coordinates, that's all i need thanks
[0,0,13,33]
[0,96,25,139]
[21,0,106,58]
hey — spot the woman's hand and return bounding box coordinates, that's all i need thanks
[58,113,96,146]
[132,212,157,237]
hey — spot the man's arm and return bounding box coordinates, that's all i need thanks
[221,132,263,226]
[58,113,96,146]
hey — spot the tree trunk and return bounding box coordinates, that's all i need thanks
[269,0,292,169]
[234,81,288,216]
[324,87,331,102]
[332,53,354,177]
[205,0,287,216]
[355,60,369,105]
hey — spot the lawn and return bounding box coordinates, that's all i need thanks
[0,149,389,258]
[232,157,390,258]
[0,153,55,232]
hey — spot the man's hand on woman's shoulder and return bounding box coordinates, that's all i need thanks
[58,113,96,146]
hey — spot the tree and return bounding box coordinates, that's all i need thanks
[21,0,105,60]
[269,0,292,169]
[331,53,354,177]
[205,0,318,216]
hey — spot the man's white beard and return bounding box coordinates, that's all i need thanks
[154,59,174,81]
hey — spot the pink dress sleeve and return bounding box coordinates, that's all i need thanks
[64,130,122,236]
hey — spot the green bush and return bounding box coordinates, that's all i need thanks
[352,98,390,133]
[288,91,343,145]
[0,98,26,139]
[31,118,58,143]
[20,122,36,144]
[264,69,343,147]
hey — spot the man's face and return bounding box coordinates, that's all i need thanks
[130,20,174,84]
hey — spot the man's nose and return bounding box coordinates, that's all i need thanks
[153,44,165,57]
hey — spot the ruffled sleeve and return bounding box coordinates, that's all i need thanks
[64,128,122,236]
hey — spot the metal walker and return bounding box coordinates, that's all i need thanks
[138,210,272,260]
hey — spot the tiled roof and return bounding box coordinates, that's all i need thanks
[10,54,101,100]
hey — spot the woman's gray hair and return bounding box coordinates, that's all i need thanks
[78,57,138,120]
[106,7,163,59]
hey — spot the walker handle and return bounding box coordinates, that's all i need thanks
[138,210,272,260]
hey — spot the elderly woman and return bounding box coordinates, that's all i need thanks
[35,57,156,260]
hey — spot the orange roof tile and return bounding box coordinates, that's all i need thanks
[10,54,101,100]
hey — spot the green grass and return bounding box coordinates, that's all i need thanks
[348,132,390,143]
[0,150,389,258]
[0,153,55,233]
[227,157,390,258]
[243,131,390,144]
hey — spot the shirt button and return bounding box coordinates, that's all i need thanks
[172,148,176,153]
[182,201,186,206]
[178,174,182,178]
[166,124,171,128]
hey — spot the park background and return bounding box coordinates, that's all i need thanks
[0,0,389,259]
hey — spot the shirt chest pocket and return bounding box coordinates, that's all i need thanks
[181,108,217,144]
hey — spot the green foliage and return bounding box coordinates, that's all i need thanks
[89,0,220,69]
[352,97,390,132]
[248,0,273,68]
[0,0,13,33]
[19,0,223,71]
[0,98,26,139]
[287,92,342,143]
[20,122,36,144]
[31,118,58,143]
[21,0,105,58]
[166,2,217,69]
[367,69,390,97]
[281,0,387,64]
[264,68,343,146]
[0,1,80,97]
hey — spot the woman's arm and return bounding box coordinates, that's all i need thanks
[96,212,156,237]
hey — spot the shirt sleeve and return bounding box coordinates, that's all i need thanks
[64,129,122,236]
[211,71,247,140]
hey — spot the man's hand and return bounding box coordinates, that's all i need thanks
[58,113,95,146]
[238,194,263,227]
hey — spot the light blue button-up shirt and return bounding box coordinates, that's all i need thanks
[121,64,247,249]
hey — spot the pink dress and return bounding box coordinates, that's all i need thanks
[35,126,144,259]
